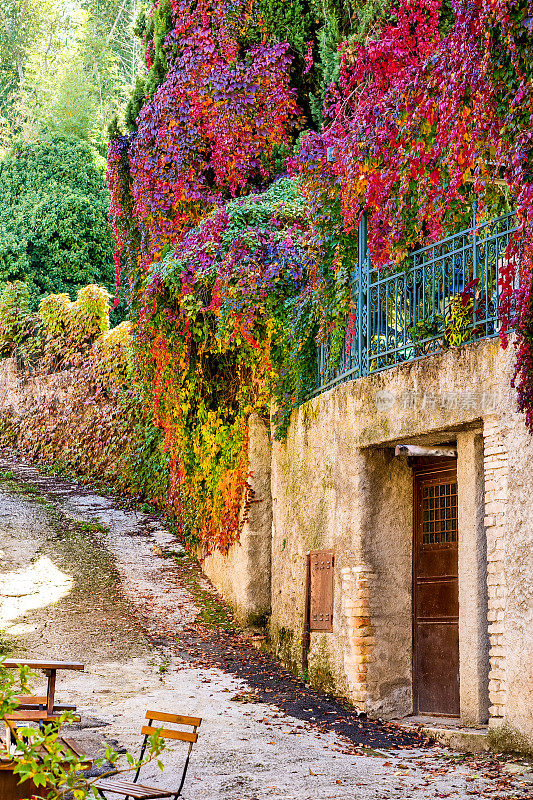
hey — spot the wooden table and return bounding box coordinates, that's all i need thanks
[1,660,89,798]
[2,659,84,720]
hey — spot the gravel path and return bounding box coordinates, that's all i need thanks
[0,453,531,800]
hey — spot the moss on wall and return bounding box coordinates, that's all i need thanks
[487,724,533,756]
[308,635,336,694]
[270,625,302,675]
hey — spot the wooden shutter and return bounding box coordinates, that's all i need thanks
[309,550,334,631]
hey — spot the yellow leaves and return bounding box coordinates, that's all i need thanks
[39,284,112,366]
[98,321,133,349]
[39,292,72,333]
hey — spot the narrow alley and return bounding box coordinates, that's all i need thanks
[0,454,530,800]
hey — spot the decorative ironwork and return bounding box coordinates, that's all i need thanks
[313,208,519,396]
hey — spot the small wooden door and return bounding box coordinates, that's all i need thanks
[413,458,460,716]
[309,550,334,632]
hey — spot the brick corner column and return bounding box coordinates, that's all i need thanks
[482,417,508,728]
[341,564,376,710]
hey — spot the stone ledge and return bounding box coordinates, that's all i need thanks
[421,725,490,753]
[399,717,490,752]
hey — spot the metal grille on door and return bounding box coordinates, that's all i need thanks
[309,550,334,631]
[421,483,458,544]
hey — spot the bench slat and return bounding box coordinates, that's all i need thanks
[141,725,197,743]
[145,711,201,727]
[15,696,47,705]
[13,700,76,712]
[94,778,171,798]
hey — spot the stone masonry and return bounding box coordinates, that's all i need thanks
[483,416,509,727]
[340,564,376,709]
[270,337,532,751]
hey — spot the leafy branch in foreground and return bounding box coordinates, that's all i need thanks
[0,661,166,800]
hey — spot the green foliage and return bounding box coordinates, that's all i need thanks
[0,135,114,308]
[308,0,390,124]
[125,0,173,130]
[408,313,444,343]
[0,660,34,717]
[39,52,103,145]
[445,295,476,347]
[0,1,56,112]
[0,1,142,153]
[82,0,142,88]
[258,0,312,51]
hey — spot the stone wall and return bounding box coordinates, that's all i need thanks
[201,413,273,627]
[271,337,533,750]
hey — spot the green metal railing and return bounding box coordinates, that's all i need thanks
[314,208,519,396]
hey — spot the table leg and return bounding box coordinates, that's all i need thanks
[46,670,56,717]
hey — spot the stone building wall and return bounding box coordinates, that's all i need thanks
[271,337,533,751]
[483,419,508,727]
[482,414,533,751]
[1,338,531,751]
[201,413,272,627]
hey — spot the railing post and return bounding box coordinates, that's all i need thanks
[358,213,369,376]
[472,200,478,328]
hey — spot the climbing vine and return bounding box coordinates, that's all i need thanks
[102,0,533,554]
[294,0,533,423]
[133,179,316,553]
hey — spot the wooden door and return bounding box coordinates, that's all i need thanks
[413,459,460,716]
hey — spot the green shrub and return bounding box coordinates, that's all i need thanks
[39,285,111,368]
[0,135,114,308]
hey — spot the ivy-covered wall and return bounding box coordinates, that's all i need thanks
[106,0,533,558]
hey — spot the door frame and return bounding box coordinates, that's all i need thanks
[412,456,459,716]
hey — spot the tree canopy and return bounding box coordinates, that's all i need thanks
[0,135,115,305]
[0,0,142,152]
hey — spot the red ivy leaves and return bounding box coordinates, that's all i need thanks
[125,0,300,273]
[294,0,533,426]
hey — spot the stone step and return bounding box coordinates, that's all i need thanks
[399,716,489,753]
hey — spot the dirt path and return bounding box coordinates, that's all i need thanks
[0,453,531,800]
